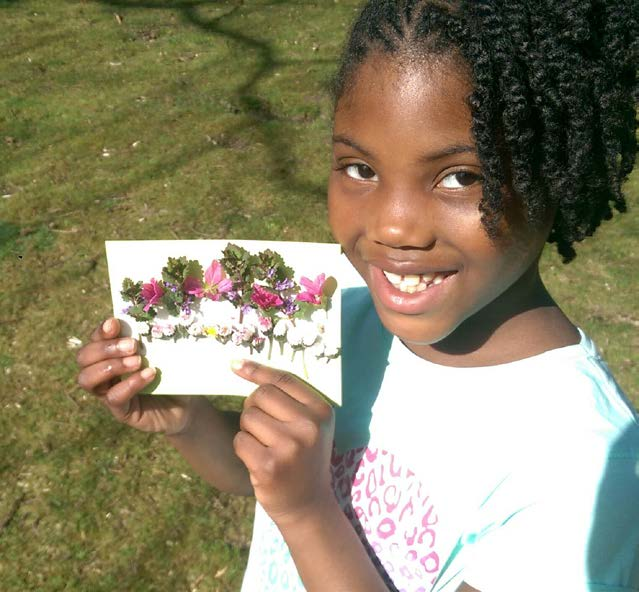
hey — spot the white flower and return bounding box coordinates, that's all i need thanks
[239,324,255,343]
[273,318,290,338]
[134,321,151,335]
[257,315,273,334]
[216,324,232,338]
[178,310,194,326]
[299,320,319,347]
[151,324,164,339]
[310,340,325,358]
[162,324,176,337]
[241,308,259,326]
[286,324,305,347]
[188,323,204,337]
[311,309,328,327]
[231,330,244,346]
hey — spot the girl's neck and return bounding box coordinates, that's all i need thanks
[404,266,580,368]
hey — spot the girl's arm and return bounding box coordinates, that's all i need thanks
[232,360,392,591]
[76,318,252,496]
[277,499,392,591]
[166,398,253,496]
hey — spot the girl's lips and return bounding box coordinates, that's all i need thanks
[368,265,457,315]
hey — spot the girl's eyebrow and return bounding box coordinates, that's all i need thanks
[419,144,477,162]
[332,134,476,162]
[332,134,373,159]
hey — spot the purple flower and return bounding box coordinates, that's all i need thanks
[267,267,276,279]
[141,278,164,312]
[282,298,299,316]
[275,277,295,291]
[251,284,284,310]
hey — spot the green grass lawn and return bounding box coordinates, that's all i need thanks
[0,1,637,590]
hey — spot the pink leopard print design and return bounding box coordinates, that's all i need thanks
[331,446,442,592]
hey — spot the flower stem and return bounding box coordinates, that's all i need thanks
[268,336,273,361]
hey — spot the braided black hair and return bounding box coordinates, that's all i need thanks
[332,0,638,261]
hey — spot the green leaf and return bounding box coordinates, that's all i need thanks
[183,259,203,283]
[126,303,156,322]
[121,278,143,305]
[294,301,319,320]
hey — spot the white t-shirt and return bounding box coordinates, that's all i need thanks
[241,288,639,592]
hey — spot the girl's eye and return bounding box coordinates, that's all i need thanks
[440,171,482,189]
[344,163,378,181]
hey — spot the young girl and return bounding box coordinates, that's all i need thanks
[76,1,639,590]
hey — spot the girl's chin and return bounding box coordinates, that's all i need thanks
[374,307,456,347]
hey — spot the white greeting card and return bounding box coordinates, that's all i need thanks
[106,240,345,405]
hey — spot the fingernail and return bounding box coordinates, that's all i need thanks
[117,338,135,353]
[123,355,140,369]
[103,319,113,333]
[230,359,245,371]
[141,367,156,380]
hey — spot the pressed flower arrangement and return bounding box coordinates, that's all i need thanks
[120,243,340,370]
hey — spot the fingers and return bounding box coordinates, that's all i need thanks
[239,405,290,447]
[233,430,270,481]
[103,366,156,410]
[76,336,138,367]
[90,318,120,343]
[76,355,143,392]
[232,360,327,409]
[243,384,308,423]
[241,384,333,449]
[76,318,141,397]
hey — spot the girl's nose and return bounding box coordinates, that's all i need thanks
[367,187,436,251]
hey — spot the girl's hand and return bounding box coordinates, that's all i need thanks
[232,360,336,527]
[75,318,196,436]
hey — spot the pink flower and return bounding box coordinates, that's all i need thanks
[251,284,284,310]
[257,315,273,333]
[296,273,326,305]
[183,276,203,298]
[141,278,164,311]
[202,260,233,301]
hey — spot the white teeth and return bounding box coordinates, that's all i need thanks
[401,274,421,287]
[383,271,402,284]
[382,269,453,293]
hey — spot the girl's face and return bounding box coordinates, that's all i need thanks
[328,54,553,361]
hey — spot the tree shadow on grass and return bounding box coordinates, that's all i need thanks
[93,0,333,210]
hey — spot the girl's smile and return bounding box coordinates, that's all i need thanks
[328,54,578,366]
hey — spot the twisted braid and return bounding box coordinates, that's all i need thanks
[332,0,637,262]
